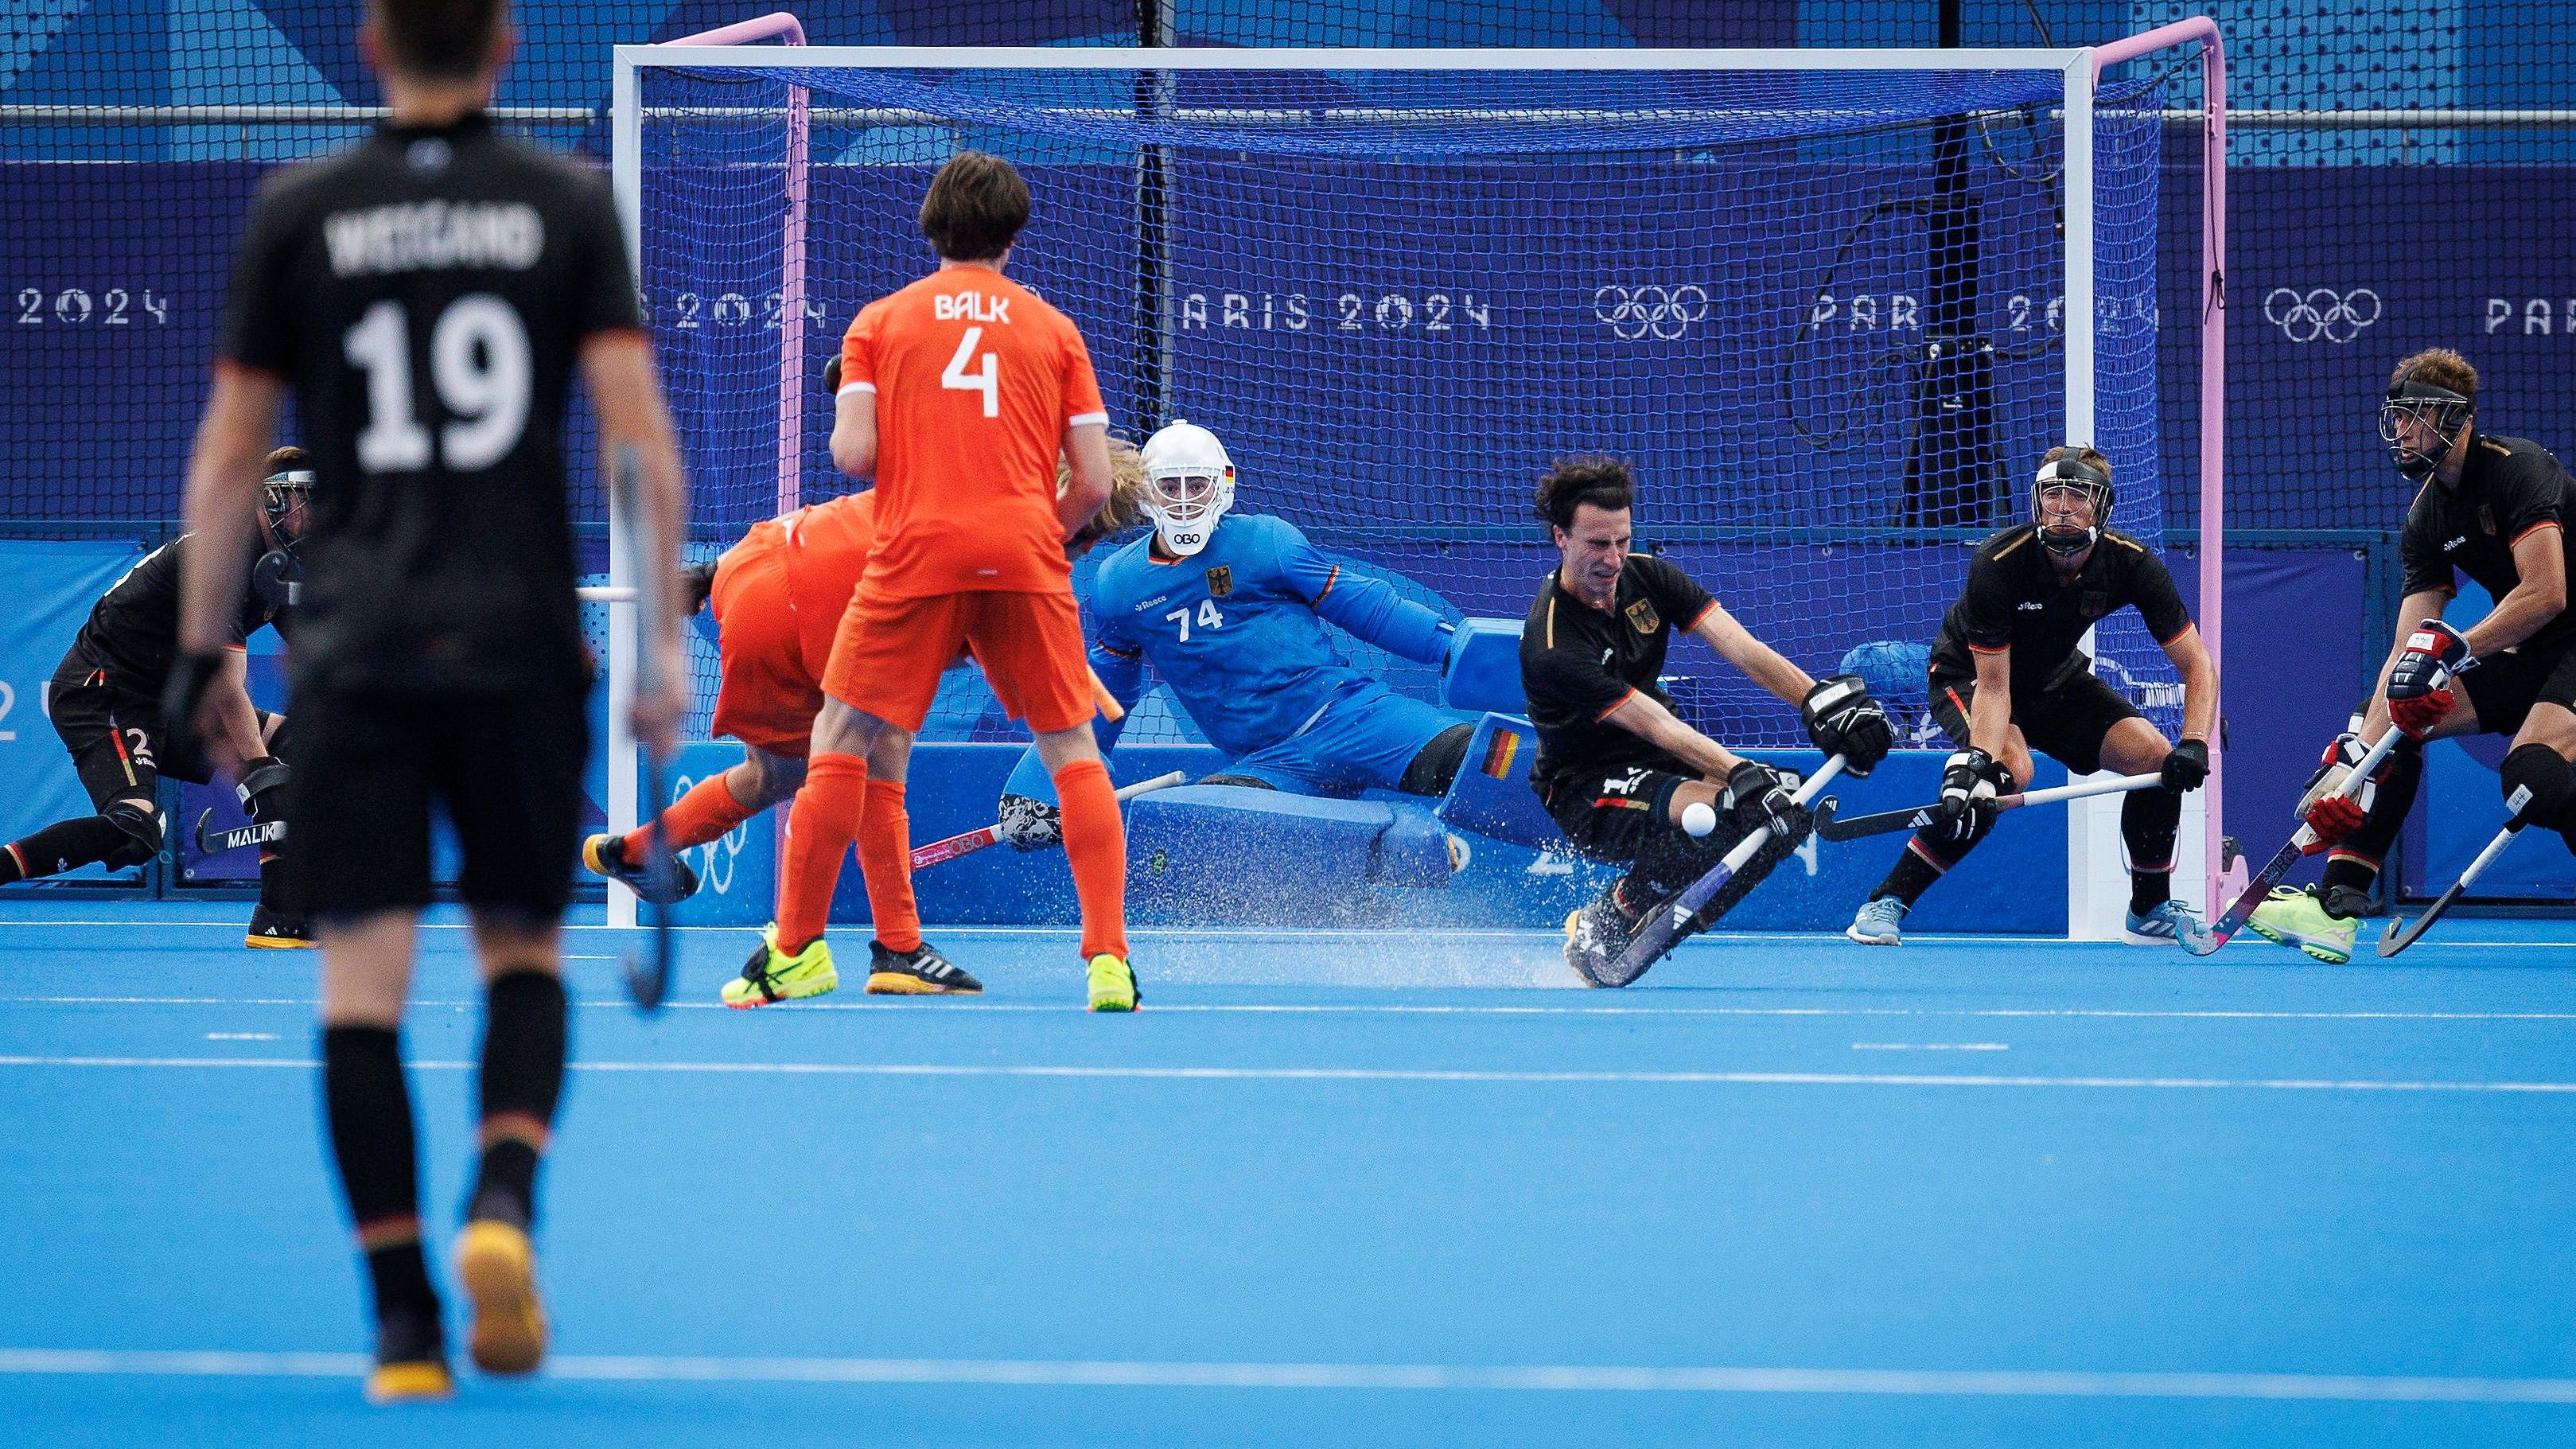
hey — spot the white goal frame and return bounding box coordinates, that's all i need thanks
[605,25,2228,937]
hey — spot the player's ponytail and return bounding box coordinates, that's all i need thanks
[1535,456,1635,532]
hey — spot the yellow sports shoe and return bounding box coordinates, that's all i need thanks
[456,1219,547,1377]
[2246,885,2358,964]
[722,924,839,1007]
[1086,953,1139,1012]
[364,1359,453,1404]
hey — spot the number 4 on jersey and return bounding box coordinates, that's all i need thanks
[942,325,998,417]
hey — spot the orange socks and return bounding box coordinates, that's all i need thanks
[777,753,867,952]
[622,769,761,859]
[855,777,921,953]
[1052,758,1129,960]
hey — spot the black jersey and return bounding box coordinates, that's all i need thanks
[1927,524,2195,694]
[2399,430,2576,649]
[217,112,642,693]
[63,533,283,691]
[1519,555,1718,794]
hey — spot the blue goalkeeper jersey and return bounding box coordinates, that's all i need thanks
[1086,512,1453,758]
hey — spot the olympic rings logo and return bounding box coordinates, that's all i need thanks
[2264,286,2380,344]
[1594,283,1709,341]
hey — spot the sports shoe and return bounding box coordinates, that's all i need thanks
[2247,885,2359,964]
[581,832,701,905]
[456,1218,547,1377]
[866,940,983,995]
[243,903,315,949]
[1562,888,1647,987]
[364,1305,453,1404]
[722,924,838,1007]
[1846,895,1908,947]
[2123,899,2216,952]
[1087,953,1139,1012]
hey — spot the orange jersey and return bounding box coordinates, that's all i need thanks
[838,267,1107,598]
[706,491,879,754]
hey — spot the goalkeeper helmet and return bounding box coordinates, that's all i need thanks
[1140,419,1235,558]
[260,447,314,555]
[2382,375,2473,485]
[2032,452,2113,559]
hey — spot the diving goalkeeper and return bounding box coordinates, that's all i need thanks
[993,418,1476,841]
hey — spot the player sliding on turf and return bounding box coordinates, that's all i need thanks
[1844,446,2220,948]
[732,151,1142,1012]
[1517,458,1893,987]
[2249,349,2576,962]
[1,447,309,947]
[991,418,1477,842]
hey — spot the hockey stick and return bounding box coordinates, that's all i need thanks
[1813,771,2162,842]
[1595,754,1847,988]
[2379,795,2527,959]
[910,769,1187,870]
[2189,726,2407,957]
[613,447,678,1012]
[192,808,283,856]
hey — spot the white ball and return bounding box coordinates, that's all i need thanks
[1681,800,1718,838]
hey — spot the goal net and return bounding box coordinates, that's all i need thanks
[615,41,2219,925]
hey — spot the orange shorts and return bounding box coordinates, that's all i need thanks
[708,536,825,757]
[822,586,1092,735]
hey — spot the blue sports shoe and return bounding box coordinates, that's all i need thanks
[1846,896,1907,946]
[2123,899,2216,952]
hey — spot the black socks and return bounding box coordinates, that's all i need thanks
[468,971,566,1229]
[322,1025,436,1320]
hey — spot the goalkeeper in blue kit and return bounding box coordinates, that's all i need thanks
[998,419,1472,836]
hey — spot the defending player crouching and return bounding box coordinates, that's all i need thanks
[2251,349,2576,962]
[1844,446,2220,948]
[1519,458,1893,986]
[993,417,1476,841]
[2,447,309,945]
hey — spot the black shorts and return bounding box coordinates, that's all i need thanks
[47,657,235,806]
[2460,634,2576,735]
[287,684,590,922]
[1928,670,2144,777]
[1540,758,1794,921]
[1543,762,1690,867]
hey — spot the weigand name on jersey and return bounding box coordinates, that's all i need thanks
[324,201,543,278]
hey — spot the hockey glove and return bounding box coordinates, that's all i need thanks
[236,755,291,824]
[1722,759,1810,841]
[1937,747,2006,840]
[2160,738,2209,793]
[1801,674,1892,778]
[2386,620,2473,738]
[679,559,719,616]
[995,793,1064,851]
[2295,731,2386,844]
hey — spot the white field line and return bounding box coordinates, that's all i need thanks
[1850,1042,2010,1051]
[0,1348,2572,1404]
[6,1055,2576,1094]
[6,995,2575,1023]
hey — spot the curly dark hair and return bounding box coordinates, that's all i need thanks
[1534,455,1635,532]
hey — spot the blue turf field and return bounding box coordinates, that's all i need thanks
[3,899,2574,1447]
